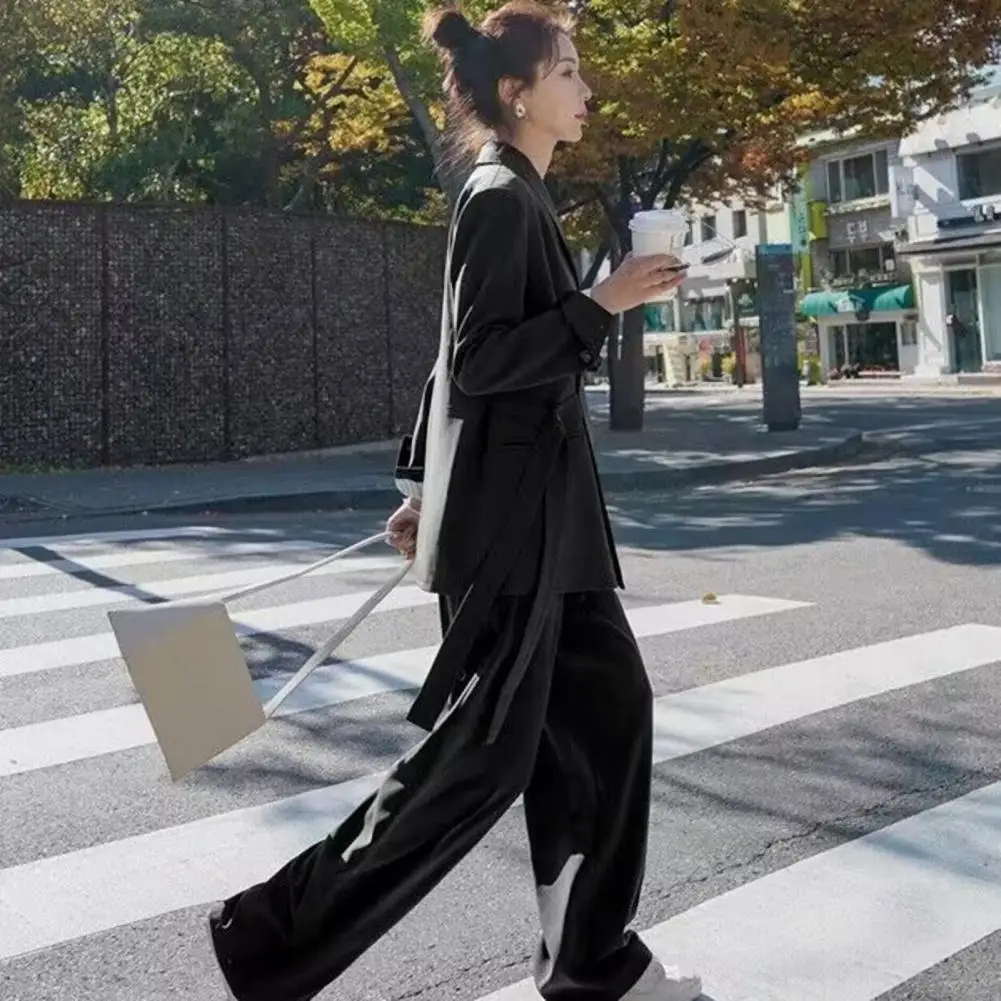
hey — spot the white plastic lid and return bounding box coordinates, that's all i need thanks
[629,209,688,233]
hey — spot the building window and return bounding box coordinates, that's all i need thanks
[644,301,678,333]
[946,269,984,372]
[683,296,728,332]
[827,162,841,203]
[826,150,890,204]
[732,210,748,238]
[830,243,895,280]
[982,264,1001,362]
[832,322,900,370]
[957,147,1001,201]
[700,215,716,242]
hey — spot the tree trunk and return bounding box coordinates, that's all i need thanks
[606,212,646,432]
[383,45,469,204]
[251,82,281,208]
[609,304,646,431]
[602,238,622,413]
[582,242,608,287]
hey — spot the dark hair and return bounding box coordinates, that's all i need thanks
[422,2,575,151]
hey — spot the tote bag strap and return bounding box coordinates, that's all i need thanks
[198,532,398,605]
[263,559,412,717]
[186,530,413,717]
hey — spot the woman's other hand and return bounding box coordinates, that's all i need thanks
[386,498,420,561]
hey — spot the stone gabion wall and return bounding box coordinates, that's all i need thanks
[0,202,446,469]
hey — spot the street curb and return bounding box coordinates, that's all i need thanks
[854,431,997,459]
[5,432,866,522]
[597,432,866,493]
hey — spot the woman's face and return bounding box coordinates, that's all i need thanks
[515,33,593,144]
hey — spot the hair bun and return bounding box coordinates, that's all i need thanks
[426,6,480,54]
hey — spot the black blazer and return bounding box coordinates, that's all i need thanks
[396,139,623,599]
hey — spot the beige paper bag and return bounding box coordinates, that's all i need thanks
[109,598,264,781]
[107,532,410,782]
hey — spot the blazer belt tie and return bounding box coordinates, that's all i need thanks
[406,395,576,741]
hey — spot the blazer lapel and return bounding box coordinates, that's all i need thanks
[475,141,580,287]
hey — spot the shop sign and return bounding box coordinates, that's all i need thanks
[828,208,894,249]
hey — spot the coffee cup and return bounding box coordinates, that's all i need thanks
[629,209,689,302]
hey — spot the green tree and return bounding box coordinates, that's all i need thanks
[309,0,501,202]
[13,0,407,208]
[298,53,445,219]
[17,15,249,202]
[0,2,41,197]
[12,0,252,201]
[140,0,428,210]
[140,0,348,206]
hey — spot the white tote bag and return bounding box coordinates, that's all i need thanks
[107,532,410,781]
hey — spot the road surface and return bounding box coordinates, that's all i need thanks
[3,440,1001,1001]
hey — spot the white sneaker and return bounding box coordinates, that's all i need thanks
[622,957,703,1001]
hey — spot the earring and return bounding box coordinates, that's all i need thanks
[514,103,526,119]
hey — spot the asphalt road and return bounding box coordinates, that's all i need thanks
[3,431,1001,1001]
[601,383,1001,438]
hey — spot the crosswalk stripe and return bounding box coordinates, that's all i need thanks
[0,595,808,776]
[0,554,405,619]
[0,647,436,778]
[8,616,998,963]
[650,622,1001,762]
[643,780,1001,1001]
[0,585,438,680]
[0,771,387,962]
[0,542,389,582]
[0,526,252,550]
[480,786,1001,1001]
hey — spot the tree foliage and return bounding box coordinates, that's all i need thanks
[5,0,441,213]
[17,10,249,201]
[10,0,1001,218]
[309,0,499,200]
[560,0,1001,249]
[140,0,336,205]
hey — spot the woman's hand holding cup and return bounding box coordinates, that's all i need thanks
[589,253,687,315]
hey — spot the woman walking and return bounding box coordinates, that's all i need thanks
[207,3,700,1000]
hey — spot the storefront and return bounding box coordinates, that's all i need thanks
[894,104,1001,375]
[897,228,1001,375]
[643,275,762,384]
[799,284,918,374]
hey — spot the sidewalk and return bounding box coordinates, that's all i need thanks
[620,379,1001,398]
[0,398,863,522]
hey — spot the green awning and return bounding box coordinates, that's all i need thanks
[799,291,834,316]
[799,283,915,318]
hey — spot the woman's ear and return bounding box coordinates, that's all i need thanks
[498,76,521,114]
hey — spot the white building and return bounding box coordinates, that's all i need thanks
[894,81,1001,375]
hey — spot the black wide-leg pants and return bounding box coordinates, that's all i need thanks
[208,589,655,1001]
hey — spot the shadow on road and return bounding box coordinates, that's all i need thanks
[606,448,1001,568]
